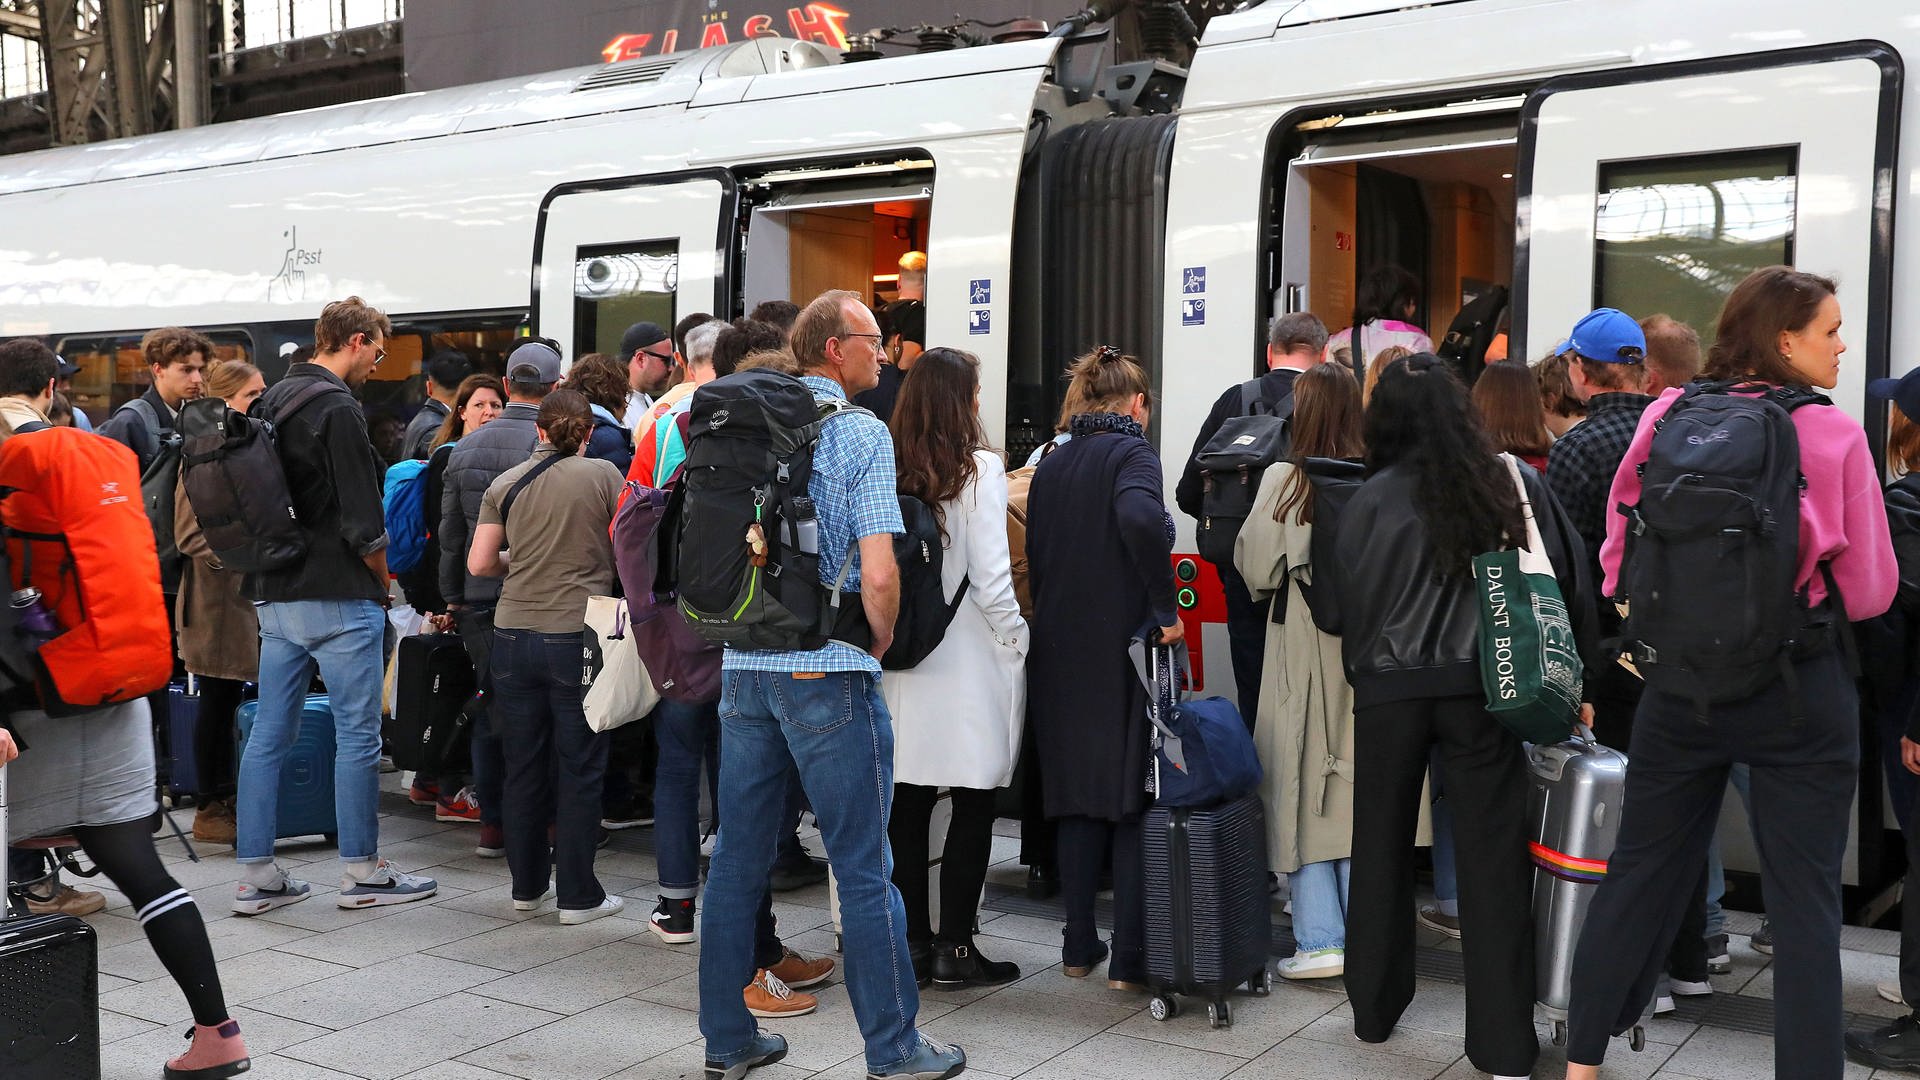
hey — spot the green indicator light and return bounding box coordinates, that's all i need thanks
[1175,559,1198,582]
[1177,587,1197,609]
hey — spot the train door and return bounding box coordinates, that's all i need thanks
[531,173,738,361]
[1511,44,1900,890]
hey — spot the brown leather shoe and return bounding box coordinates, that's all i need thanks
[192,799,236,845]
[25,884,107,918]
[744,969,818,1018]
[767,946,834,990]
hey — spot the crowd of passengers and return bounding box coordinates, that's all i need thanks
[4,260,1920,1080]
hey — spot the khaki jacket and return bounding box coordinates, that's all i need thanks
[174,474,259,681]
[1236,462,1429,873]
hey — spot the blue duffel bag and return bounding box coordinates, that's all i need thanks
[1129,634,1262,808]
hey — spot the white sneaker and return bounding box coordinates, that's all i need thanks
[337,861,438,908]
[1880,981,1908,1006]
[513,888,552,912]
[557,893,624,925]
[1276,948,1344,980]
[1653,994,1675,1015]
[232,872,311,916]
[1670,978,1713,996]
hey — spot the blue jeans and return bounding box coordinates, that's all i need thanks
[492,626,610,911]
[701,669,920,1072]
[1290,858,1351,952]
[238,599,385,865]
[655,696,720,896]
[1704,763,1755,940]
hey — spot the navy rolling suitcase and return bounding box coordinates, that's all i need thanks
[235,695,338,842]
[1137,642,1272,1029]
[1,764,102,1080]
[389,633,474,773]
[1142,796,1273,1028]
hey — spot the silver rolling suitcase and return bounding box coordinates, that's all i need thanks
[1527,737,1648,1052]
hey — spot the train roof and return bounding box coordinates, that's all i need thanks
[0,36,1059,196]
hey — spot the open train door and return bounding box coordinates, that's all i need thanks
[1514,42,1900,891]
[531,172,738,363]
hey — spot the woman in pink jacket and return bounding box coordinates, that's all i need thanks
[1563,267,1896,1080]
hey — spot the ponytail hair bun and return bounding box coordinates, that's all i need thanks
[537,388,595,457]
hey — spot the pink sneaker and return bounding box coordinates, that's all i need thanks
[163,1018,250,1079]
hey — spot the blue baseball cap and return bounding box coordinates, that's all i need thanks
[1869,369,1920,421]
[1567,308,1647,364]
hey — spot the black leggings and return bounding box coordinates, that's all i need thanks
[889,784,996,947]
[194,677,246,803]
[74,814,228,1027]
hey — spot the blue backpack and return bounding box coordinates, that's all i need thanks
[382,457,432,574]
[1131,635,1262,808]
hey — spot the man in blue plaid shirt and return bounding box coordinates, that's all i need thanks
[699,290,966,1080]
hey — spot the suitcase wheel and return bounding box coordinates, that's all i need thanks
[1551,1020,1567,1047]
[1249,967,1273,996]
[1629,1025,1646,1053]
[1207,999,1232,1029]
[1148,995,1177,1022]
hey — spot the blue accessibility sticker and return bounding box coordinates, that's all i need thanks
[968,279,991,305]
[969,309,992,335]
[1182,298,1206,326]
[1182,267,1206,294]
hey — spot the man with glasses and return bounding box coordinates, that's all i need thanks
[1544,306,1712,1012]
[699,290,965,1080]
[233,296,441,916]
[621,321,678,428]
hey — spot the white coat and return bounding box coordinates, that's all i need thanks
[884,449,1030,790]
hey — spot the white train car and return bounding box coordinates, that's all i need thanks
[0,0,1914,891]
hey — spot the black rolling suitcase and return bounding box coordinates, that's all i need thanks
[389,633,475,773]
[1,763,102,1079]
[1138,643,1272,1030]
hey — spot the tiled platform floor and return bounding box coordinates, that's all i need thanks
[60,777,1917,1080]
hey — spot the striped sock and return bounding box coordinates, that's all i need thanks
[137,887,196,926]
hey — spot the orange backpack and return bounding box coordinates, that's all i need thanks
[0,426,171,714]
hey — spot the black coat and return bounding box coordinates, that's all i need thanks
[1026,429,1178,822]
[1322,460,1596,710]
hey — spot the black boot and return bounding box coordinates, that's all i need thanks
[932,940,1020,989]
[1025,864,1059,900]
[1848,1014,1920,1071]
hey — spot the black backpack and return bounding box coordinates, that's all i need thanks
[880,494,968,671]
[675,370,870,651]
[1194,379,1293,565]
[1618,381,1837,708]
[1436,284,1510,387]
[113,397,185,584]
[178,381,341,575]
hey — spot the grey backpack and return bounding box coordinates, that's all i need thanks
[1194,380,1293,565]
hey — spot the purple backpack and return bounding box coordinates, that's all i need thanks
[613,473,722,705]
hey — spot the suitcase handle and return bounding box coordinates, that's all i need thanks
[1526,732,1603,783]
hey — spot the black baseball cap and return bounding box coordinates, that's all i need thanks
[619,322,670,357]
[53,355,80,379]
[1869,369,1920,421]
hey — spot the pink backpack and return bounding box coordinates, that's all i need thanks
[612,461,722,704]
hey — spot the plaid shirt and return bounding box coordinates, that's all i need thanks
[1546,392,1656,564]
[723,375,904,676]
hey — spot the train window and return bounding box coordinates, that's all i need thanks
[573,241,678,361]
[58,329,252,426]
[1594,148,1797,338]
[363,316,524,466]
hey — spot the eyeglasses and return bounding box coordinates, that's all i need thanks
[841,333,884,348]
[642,347,674,363]
[373,347,387,365]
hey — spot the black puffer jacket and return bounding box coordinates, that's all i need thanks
[1323,459,1596,709]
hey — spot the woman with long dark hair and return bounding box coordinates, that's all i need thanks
[467,389,627,925]
[402,373,503,819]
[1473,359,1554,471]
[1568,268,1895,1080]
[1026,345,1180,990]
[881,347,1030,988]
[1328,264,1433,375]
[1330,355,1591,1079]
[1234,363,1371,980]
